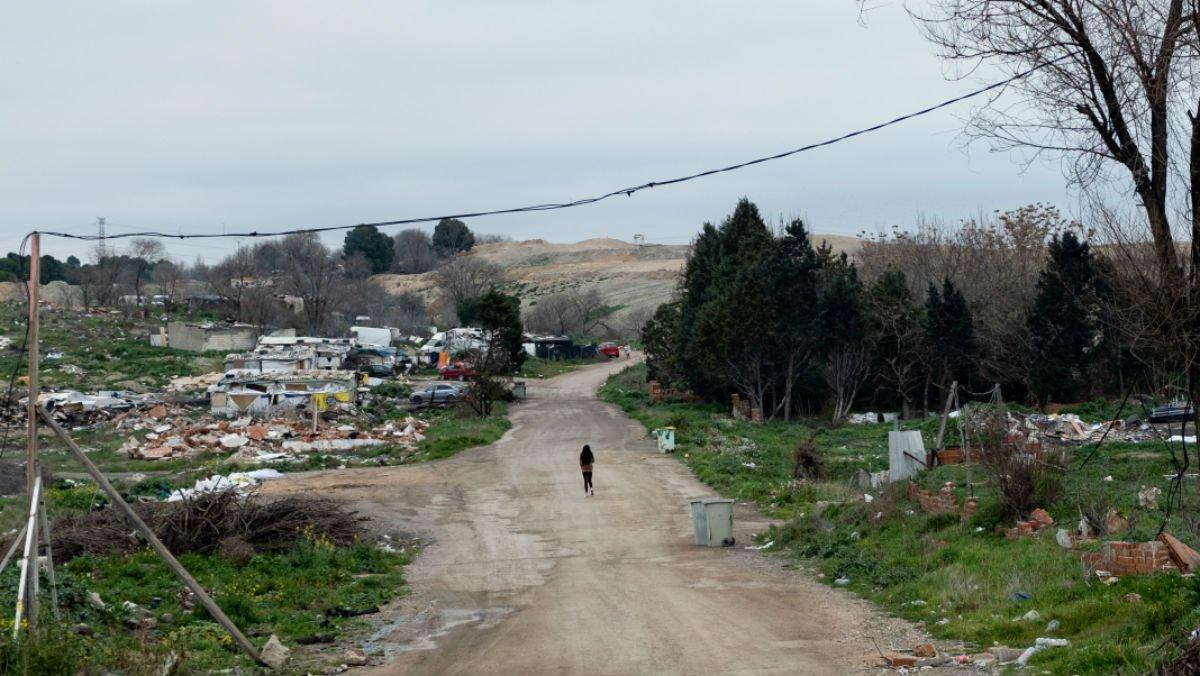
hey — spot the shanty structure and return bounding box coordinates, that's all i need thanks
[167,321,258,353]
[208,370,358,417]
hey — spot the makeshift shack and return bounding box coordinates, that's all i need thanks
[207,370,358,417]
[168,321,258,353]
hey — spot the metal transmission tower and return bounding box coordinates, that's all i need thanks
[96,217,107,259]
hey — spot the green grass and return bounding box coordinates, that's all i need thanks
[600,363,1200,673]
[0,539,410,673]
[0,304,224,392]
[517,356,605,379]
[412,404,512,461]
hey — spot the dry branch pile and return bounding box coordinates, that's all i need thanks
[44,491,362,561]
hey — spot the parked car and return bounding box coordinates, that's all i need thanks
[439,362,476,381]
[599,342,620,359]
[1149,402,1194,424]
[410,383,465,405]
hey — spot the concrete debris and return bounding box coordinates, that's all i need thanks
[343,649,368,667]
[261,634,290,671]
[166,470,283,501]
[1139,486,1162,509]
[166,371,225,392]
[124,413,429,463]
[1016,637,1069,666]
[1020,610,1042,622]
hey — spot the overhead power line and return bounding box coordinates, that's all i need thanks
[38,56,1070,244]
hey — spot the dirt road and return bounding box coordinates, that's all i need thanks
[266,360,936,674]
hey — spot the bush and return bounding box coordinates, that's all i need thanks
[976,409,1066,519]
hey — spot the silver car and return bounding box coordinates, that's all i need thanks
[409,382,465,405]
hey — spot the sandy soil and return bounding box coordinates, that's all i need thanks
[373,235,861,328]
[263,359,939,675]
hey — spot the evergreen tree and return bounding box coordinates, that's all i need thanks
[924,277,975,392]
[642,301,682,385]
[343,224,394,274]
[762,219,822,419]
[675,199,774,404]
[432,218,475,257]
[817,254,869,420]
[1027,231,1100,404]
[867,270,924,417]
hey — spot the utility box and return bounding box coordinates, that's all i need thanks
[689,498,735,547]
[653,427,676,453]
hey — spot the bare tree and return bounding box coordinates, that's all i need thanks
[524,288,610,336]
[525,293,578,335]
[823,341,871,422]
[128,238,165,316]
[392,229,437,274]
[205,246,259,320]
[277,233,346,334]
[916,0,1200,412]
[153,259,184,312]
[432,255,504,306]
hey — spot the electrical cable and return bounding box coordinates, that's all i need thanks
[34,55,1072,244]
[0,234,35,462]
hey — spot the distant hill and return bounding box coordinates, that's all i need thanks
[373,234,861,328]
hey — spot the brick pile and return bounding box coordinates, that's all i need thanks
[648,381,702,404]
[999,507,1055,540]
[906,481,979,523]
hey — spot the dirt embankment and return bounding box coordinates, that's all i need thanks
[375,235,860,326]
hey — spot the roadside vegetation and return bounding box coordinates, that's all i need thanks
[0,485,412,673]
[603,363,1200,674]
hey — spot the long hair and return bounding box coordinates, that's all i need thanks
[580,444,594,465]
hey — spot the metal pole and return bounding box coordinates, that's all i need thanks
[13,476,41,640]
[37,407,264,665]
[24,232,40,633]
[39,496,60,620]
[0,523,28,576]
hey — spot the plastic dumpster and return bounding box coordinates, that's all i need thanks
[653,427,676,453]
[512,381,526,399]
[688,498,734,547]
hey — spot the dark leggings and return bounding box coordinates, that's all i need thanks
[582,471,593,492]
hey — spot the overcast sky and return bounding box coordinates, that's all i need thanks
[1,1,1076,264]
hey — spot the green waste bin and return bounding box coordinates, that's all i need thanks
[688,498,734,547]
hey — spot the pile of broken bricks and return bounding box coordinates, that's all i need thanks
[123,413,431,463]
[998,507,1056,540]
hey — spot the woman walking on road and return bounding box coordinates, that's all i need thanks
[580,444,595,497]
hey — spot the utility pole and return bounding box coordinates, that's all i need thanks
[24,232,40,633]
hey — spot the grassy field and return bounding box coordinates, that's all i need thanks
[601,364,1200,674]
[0,534,410,673]
[0,304,225,392]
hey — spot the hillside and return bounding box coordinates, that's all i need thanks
[373,234,861,329]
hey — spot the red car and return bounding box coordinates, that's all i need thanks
[599,342,621,359]
[439,362,476,381]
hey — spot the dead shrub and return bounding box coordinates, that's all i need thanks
[975,409,1065,519]
[792,434,824,481]
[42,491,362,562]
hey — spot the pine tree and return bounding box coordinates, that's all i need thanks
[924,277,975,392]
[1027,231,1100,404]
[343,224,394,274]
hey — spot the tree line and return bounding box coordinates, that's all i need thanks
[644,198,1137,420]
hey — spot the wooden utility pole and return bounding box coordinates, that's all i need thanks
[24,232,39,633]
